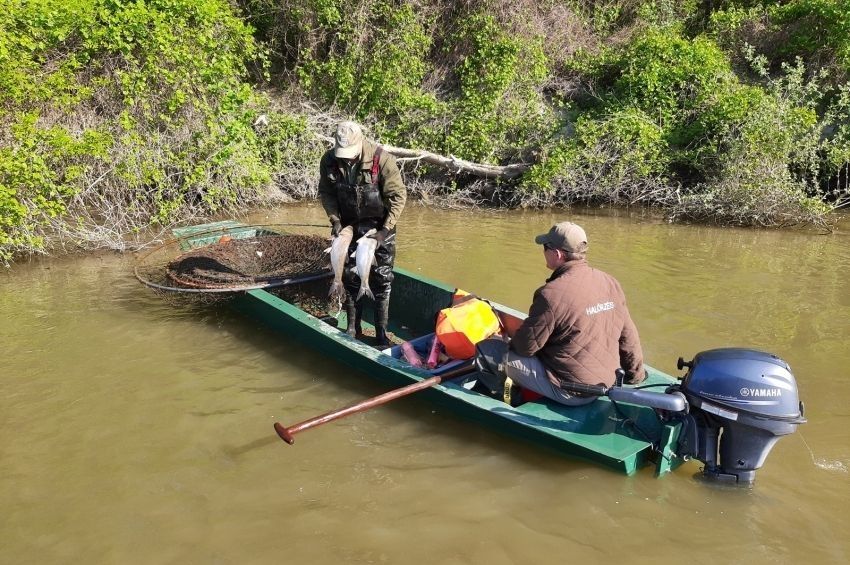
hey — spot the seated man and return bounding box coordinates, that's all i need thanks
[501,221,645,405]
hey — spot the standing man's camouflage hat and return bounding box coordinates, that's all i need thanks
[534,222,588,253]
[334,121,363,159]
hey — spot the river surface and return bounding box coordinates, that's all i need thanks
[2,202,849,564]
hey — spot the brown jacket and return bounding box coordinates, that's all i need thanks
[510,259,645,387]
[318,139,406,231]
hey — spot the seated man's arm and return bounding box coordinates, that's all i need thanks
[619,313,645,384]
[511,289,556,357]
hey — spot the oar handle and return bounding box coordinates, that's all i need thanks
[274,363,475,445]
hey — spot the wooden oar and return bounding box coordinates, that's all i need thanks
[273,362,476,444]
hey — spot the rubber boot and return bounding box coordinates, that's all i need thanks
[374,296,390,347]
[345,298,363,338]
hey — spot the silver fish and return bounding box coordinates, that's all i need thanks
[352,228,378,300]
[327,225,354,300]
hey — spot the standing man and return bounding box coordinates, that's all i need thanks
[318,121,407,346]
[498,221,645,405]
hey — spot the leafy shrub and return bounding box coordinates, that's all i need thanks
[771,0,850,72]
[672,56,836,226]
[709,0,850,77]
[522,24,842,224]
[520,106,669,204]
[0,0,270,261]
[820,83,850,186]
[435,13,551,163]
[281,2,552,164]
[296,0,437,120]
[529,28,735,192]
[253,109,329,199]
[613,29,735,129]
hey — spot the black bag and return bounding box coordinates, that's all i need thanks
[473,338,510,395]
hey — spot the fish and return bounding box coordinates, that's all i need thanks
[327,225,354,300]
[352,228,378,300]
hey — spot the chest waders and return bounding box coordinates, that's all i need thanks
[335,147,396,346]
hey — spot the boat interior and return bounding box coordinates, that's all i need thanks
[270,270,535,403]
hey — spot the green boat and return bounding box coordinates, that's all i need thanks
[150,220,806,484]
[159,220,689,477]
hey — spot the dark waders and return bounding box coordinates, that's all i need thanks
[343,222,396,346]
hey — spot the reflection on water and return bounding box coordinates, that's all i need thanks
[2,203,849,563]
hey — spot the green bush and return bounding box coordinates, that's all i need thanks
[771,0,850,72]
[296,0,437,120]
[0,109,112,261]
[821,83,850,182]
[521,24,840,224]
[709,0,850,76]
[286,3,551,164]
[0,0,270,261]
[672,56,833,226]
[436,13,550,163]
[520,107,669,203]
[614,29,734,129]
[530,28,738,190]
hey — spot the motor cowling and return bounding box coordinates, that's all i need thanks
[676,348,806,484]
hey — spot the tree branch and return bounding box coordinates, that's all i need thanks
[313,127,529,180]
[381,143,530,180]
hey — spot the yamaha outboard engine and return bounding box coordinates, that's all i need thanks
[675,348,806,484]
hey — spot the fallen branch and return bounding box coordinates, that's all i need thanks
[312,127,529,180]
[381,143,530,180]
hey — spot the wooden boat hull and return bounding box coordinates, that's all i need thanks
[173,222,686,476]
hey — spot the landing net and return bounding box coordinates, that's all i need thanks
[134,224,332,298]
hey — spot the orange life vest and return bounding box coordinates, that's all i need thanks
[435,289,501,359]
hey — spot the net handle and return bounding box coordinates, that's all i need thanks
[134,268,332,294]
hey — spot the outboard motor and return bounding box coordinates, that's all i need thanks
[675,348,806,484]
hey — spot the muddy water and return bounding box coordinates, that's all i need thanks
[2,202,849,564]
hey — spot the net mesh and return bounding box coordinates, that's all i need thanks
[165,234,329,289]
[135,224,333,298]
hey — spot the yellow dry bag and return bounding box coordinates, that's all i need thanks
[435,289,501,360]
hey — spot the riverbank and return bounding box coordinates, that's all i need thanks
[5,1,850,264]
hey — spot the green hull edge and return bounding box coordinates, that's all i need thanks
[175,222,688,476]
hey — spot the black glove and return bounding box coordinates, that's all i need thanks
[369,227,389,246]
[624,369,646,385]
[331,219,342,237]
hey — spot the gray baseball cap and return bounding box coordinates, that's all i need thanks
[534,222,588,252]
[334,121,363,159]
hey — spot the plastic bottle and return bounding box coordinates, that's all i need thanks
[425,336,442,369]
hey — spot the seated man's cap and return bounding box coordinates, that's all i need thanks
[534,222,588,253]
[334,121,363,159]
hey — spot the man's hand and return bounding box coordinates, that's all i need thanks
[331,218,343,237]
[369,227,389,246]
[624,369,646,385]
